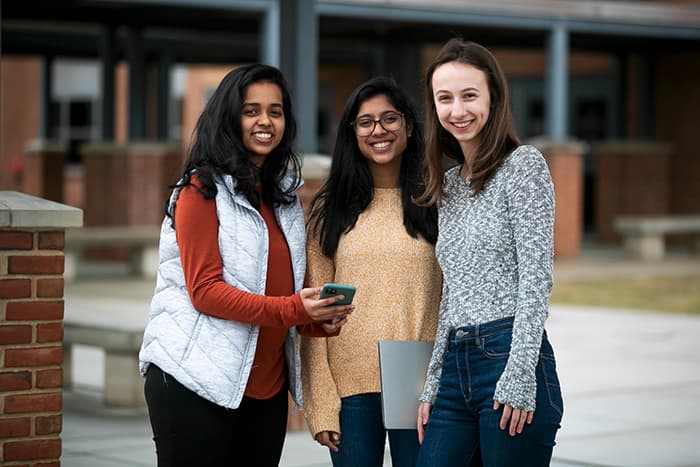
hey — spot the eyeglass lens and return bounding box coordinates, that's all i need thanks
[354,113,403,135]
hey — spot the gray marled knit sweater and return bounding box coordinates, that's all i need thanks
[420,144,555,412]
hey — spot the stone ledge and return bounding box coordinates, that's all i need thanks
[526,136,588,154]
[0,191,83,228]
[615,215,700,235]
[24,139,68,153]
[64,323,143,352]
[301,153,331,179]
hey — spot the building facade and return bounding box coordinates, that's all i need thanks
[2,0,700,252]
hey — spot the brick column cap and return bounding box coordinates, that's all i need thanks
[0,191,83,228]
[526,136,588,155]
[23,139,68,154]
[593,140,672,156]
[127,141,182,157]
[82,141,128,156]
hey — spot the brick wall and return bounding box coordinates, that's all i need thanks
[595,142,671,243]
[0,230,65,467]
[125,143,182,226]
[82,142,182,228]
[81,144,129,227]
[655,52,700,216]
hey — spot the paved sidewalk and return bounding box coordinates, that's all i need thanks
[62,257,700,467]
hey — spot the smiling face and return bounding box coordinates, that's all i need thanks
[354,94,411,186]
[240,81,285,167]
[432,61,491,158]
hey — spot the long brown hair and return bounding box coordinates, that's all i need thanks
[416,39,520,206]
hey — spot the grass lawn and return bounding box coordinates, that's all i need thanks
[550,275,700,315]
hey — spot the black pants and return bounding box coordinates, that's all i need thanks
[144,364,289,467]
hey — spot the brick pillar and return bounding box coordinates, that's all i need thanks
[22,140,67,204]
[125,143,183,226]
[595,141,671,243]
[533,140,585,260]
[81,143,128,226]
[82,142,182,228]
[0,191,83,466]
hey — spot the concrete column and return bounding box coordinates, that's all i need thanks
[261,1,280,67]
[100,26,116,140]
[546,23,569,142]
[369,46,388,77]
[126,28,146,141]
[636,54,655,139]
[278,0,318,154]
[39,56,53,139]
[387,42,422,110]
[157,52,174,140]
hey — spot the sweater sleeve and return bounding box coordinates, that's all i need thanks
[299,226,341,436]
[494,146,555,411]
[174,183,313,328]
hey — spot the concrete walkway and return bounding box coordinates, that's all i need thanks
[61,256,700,467]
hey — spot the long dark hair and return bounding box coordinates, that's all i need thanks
[417,38,520,205]
[308,77,437,257]
[165,63,301,222]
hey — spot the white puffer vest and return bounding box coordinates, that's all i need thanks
[138,173,306,409]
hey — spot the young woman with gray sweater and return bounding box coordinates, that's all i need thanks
[415,39,564,467]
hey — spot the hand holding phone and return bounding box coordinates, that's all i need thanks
[298,284,356,324]
[320,283,356,306]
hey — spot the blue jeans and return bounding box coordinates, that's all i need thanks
[330,393,419,467]
[416,317,563,467]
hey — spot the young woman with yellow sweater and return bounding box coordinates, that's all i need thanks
[300,77,441,467]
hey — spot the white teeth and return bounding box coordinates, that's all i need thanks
[372,141,391,149]
[254,132,272,139]
[453,122,469,128]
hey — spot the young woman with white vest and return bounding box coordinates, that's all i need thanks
[138,64,354,467]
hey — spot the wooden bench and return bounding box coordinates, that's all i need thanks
[614,215,700,260]
[64,226,161,280]
[63,322,145,406]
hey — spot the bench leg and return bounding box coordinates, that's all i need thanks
[128,246,158,277]
[693,237,700,256]
[104,351,145,407]
[625,235,664,261]
[63,251,78,282]
[128,249,144,277]
[62,344,74,387]
[143,246,159,277]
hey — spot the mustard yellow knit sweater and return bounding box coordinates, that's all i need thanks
[300,188,441,437]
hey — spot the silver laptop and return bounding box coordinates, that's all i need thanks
[378,340,434,430]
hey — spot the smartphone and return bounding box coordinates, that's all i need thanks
[320,283,356,306]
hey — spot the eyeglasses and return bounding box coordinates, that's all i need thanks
[351,112,404,136]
